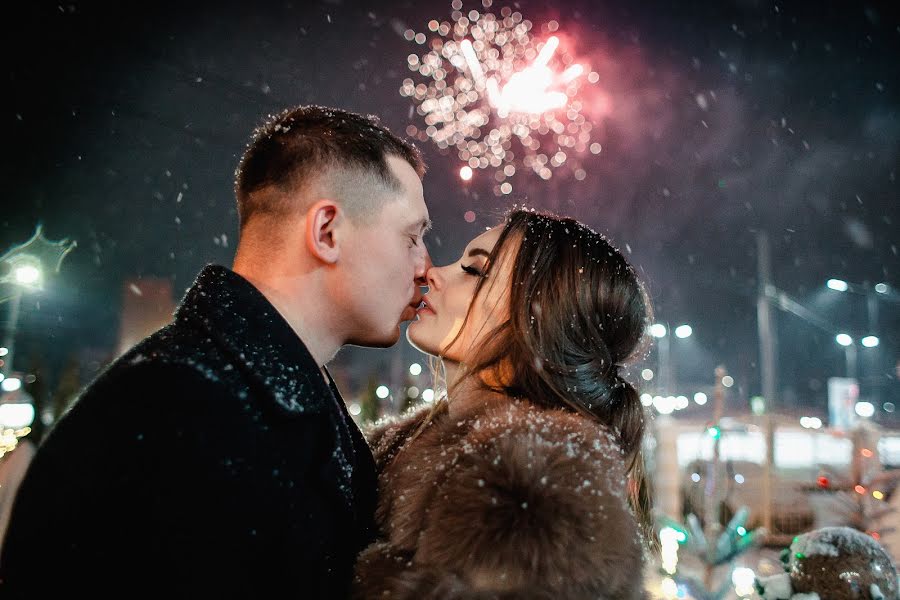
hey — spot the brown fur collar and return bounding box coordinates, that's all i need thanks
[353,394,647,599]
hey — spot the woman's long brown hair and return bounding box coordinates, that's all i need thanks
[419,208,655,547]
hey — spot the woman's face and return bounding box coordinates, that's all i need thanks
[407,226,512,362]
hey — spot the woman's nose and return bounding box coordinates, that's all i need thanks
[425,264,442,290]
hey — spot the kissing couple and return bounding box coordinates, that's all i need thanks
[1,105,652,599]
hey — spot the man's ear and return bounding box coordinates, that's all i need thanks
[305,199,344,264]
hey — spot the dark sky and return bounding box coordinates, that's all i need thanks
[3,0,899,412]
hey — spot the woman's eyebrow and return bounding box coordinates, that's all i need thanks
[467,248,491,259]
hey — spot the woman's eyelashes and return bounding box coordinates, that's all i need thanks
[461,264,486,278]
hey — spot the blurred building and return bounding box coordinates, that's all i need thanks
[116,278,175,357]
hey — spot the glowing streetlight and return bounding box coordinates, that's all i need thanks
[375,385,390,399]
[861,335,879,348]
[674,325,693,339]
[409,362,423,376]
[649,324,667,338]
[835,333,853,347]
[651,322,693,394]
[13,265,41,287]
[826,278,849,292]
[875,283,888,294]
[1,226,76,379]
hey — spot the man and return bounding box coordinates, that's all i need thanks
[0,106,431,597]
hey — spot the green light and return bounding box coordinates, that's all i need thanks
[707,426,721,439]
[737,526,747,536]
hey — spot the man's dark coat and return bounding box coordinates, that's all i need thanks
[0,265,377,598]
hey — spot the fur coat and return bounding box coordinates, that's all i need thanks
[352,394,647,599]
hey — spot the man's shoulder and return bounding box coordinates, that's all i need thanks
[104,321,228,385]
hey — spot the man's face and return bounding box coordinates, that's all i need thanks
[338,155,431,347]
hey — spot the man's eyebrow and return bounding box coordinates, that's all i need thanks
[467,247,491,259]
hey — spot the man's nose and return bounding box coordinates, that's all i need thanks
[415,249,433,287]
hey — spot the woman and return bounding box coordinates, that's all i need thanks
[353,209,652,599]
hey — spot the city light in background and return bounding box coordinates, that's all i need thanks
[12,265,41,287]
[862,335,880,348]
[674,324,693,339]
[856,401,876,418]
[827,278,849,292]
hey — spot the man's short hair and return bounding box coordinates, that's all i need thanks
[234,105,426,228]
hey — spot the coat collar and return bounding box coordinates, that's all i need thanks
[175,264,336,416]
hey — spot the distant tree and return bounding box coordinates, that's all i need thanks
[360,376,382,425]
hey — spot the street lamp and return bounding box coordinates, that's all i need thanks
[827,278,849,292]
[835,334,857,379]
[835,333,853,347]
[674,324,693,339]
[862,336,879,348]
[650,324,667,339]
[650,322,693,395]
[833,334,880,380]
[824,277,896,333]
[0,225,76,377]
[13,265,42,287]
[825,278,892,405]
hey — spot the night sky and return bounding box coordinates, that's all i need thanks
[3,0,899,413]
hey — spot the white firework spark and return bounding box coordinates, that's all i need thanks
[400,0,601,195]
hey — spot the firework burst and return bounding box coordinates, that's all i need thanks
[400,0,602,195]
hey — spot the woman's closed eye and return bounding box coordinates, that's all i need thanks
[461,264,486,278]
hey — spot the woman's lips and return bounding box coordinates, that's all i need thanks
[417,297,436,315]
